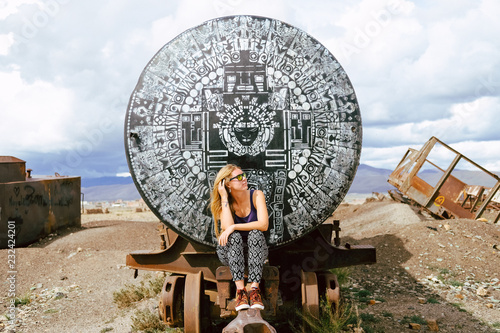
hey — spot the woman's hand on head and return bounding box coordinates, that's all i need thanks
[218,224,235,246]
[218,179,228,199]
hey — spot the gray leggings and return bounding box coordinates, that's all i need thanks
[216,230,268,283]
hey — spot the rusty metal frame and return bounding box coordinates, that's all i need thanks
[126,226,220,282]
[127,219,375,331]
[388,136,500,223]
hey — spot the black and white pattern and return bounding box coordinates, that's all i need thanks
[125,15,362,248]
[216,230,268,283]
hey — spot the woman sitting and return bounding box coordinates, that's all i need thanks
[210,164,269,311]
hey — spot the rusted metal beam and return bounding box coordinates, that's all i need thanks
[431,137,500,181]
[126,234,220,282]
[476,181,500,219]
[423,154,461,207]
[401,138,437,193]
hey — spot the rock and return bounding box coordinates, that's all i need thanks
[409,323,421,330]
[418,297,426,304]
[67,252,77,259]
[52,292,65,300]
[444,224,450,231]
[477,287,489,297]
[486,303,493,308]
[427,319,439,331]
[31,283,43,291]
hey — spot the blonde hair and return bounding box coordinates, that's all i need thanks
[210,164,239,237]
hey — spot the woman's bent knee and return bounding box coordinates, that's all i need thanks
[247,229,265,240]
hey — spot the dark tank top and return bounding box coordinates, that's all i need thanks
[233,190,257,240]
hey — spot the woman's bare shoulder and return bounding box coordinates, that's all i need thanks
[252,189,265,200]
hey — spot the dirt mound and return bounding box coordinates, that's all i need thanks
[331,200,422,238]
[332,201,500,332]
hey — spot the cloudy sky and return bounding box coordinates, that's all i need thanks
[1,0,499,180]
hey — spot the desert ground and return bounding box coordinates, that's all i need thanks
[1,196,499,332]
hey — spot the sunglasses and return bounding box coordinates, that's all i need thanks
[229,172,246,182]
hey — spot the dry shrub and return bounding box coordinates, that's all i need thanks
[131,308,167,332]
[113,274,164,309]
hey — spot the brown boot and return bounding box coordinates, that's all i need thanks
[235,288,250,311]
[248,287,264,310]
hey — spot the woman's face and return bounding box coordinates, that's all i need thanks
[227,168,248,191]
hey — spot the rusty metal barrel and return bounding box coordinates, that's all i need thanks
[124,15,362,249]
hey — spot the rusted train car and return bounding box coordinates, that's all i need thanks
[124,15,375,332]
[388,137,500,223]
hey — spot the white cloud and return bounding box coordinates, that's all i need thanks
[0,0,38,20]
[116,172,131,177]
[321,0,500,129]
[0,70,76,153]
[363,96,500,149]
[360,144,417,169]
[0,33,14,55]
[451,140,500,172]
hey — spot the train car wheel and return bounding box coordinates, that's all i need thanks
[300,270,319,319]
[158,275,185,327]
[184,271,204,333]
[318,272,341,311]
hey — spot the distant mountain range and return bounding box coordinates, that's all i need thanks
[81,164,499,202]
[348,164,393,193]
[81,183,141,202]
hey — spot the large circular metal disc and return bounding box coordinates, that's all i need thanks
[125,15,362,248]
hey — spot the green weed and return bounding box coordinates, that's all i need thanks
[329,267,351,286]
[292,298,359,333]
[360,313,379,323]
[382,311,393,318]
[451,302,467,312]
[14,293,31,307]
[100,328,113,333]
[401,315,427,325]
